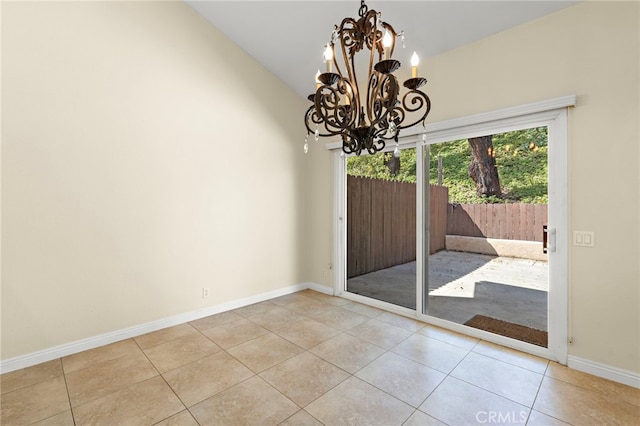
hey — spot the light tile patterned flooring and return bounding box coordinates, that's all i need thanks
[2,290,639,425]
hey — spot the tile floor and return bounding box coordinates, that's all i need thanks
[1,290,638,425]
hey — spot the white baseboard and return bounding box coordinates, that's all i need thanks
[568,355,640,389]
[1,282,314,374]
[305,281,334,295]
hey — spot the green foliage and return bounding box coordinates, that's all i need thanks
[346,127,548,204]
[347,149,417,183]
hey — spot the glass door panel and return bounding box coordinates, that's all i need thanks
[424,127,550,348]
[346,147,417,309]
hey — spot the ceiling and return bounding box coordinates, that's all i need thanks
[186,1,578,99]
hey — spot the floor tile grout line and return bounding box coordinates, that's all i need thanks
[64,345,164,411]
[66,375,167,419]
[412,373,452,425]
[276,407,325,426]
[348,361,436,411]
[450,347,545,409]
[0,360,65,397]
[131,337,195,425]
[60,340,141,376]
[542,362,639,400]
[183,373,259,411]
[461,349,548,379]
[148,329,294,407]
[395,329,475,411]
[59,357,79,426]
[18,357,77,426]
[134,331,221,381]
[446,373,536,410]
[257,369,309,410]
[527,363,551,426]
[470,342,550,374]
[536,374,640,419]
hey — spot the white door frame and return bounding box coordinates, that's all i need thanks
[331,95,575,363]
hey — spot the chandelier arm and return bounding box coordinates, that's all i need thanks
[330,41,344,79]
[366,133,386,155]
[306,108,336,138]
[367,72,398,132]
[337,79,358,129]
[310,84,358,137]
[338,17,359,84]
[306,101,345,138]
[396,90,432,131]
[337,17,362,120]
[366,10,379,81]
[304,105,315,134]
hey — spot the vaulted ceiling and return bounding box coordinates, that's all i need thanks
[186,1,579,98]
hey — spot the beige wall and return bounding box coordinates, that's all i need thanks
[307,1,640,373]
[1,1,309,359]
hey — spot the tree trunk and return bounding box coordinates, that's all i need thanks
[384,153,400,176]
[468,135,502,197]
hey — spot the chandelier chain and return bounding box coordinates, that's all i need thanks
[358,0,368,17]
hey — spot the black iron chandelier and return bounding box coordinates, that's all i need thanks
[304,0,431,156]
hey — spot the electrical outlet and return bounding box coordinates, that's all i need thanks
[202,287,210,298]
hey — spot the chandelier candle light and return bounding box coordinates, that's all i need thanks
[304,0,431,155]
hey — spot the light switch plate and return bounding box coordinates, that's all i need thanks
[573,231,594,247]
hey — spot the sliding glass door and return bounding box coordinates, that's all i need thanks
[335,99,571,362]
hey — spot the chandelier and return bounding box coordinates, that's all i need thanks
[304,0,431,156]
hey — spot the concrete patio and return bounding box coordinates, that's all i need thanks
[347,250,548,331]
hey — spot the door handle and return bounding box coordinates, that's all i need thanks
[548,227,556,252]
[543,226,556,253]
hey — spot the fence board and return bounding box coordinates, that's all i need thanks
[521,203,529,240]
[430,185,448,253]
[510,203,520,240]
[447,202,547,242]
[347,176,447,277]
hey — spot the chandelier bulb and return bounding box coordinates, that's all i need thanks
[383,31,393,47]
[314,128,320,141]
[411,52,420,78]
[323,44,334,73]
[382,30,393,59]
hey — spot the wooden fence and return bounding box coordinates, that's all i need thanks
[447,203,547,242]
[347,176,448,278]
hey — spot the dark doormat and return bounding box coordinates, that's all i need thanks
[464,315,548,348]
